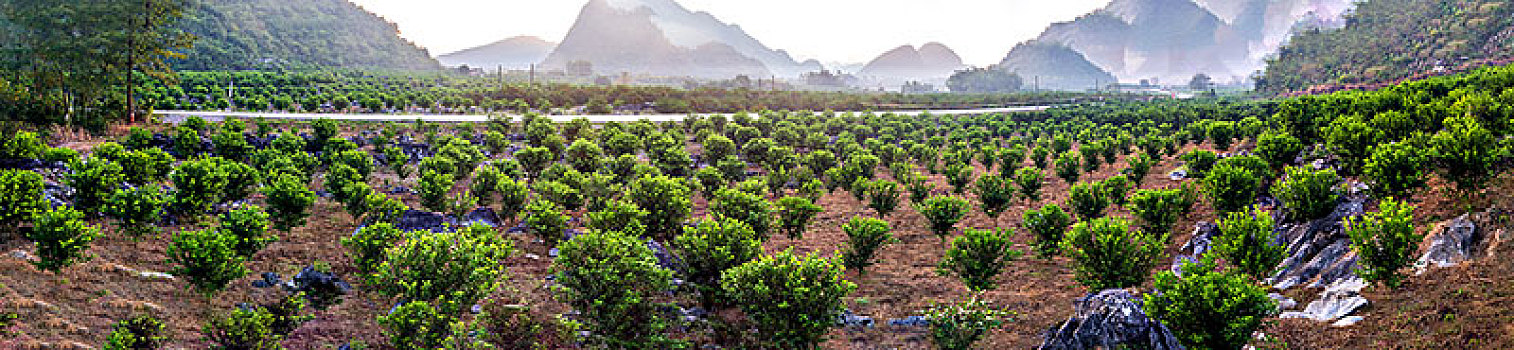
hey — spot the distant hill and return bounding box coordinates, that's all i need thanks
[1257,0,1514,93]
[542,0,820,79]
[438,36,556,70]
[1005,0,1353,86]
[171,0,439,71]
[996,41,1117,91]
[858,43,967,82]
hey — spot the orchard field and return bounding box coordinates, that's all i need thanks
[2,65,1514,349]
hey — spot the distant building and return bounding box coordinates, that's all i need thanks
[567,60,594,77]
[901,81,935,94]
[803,70,857,87]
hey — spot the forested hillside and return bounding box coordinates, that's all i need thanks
[171,0,440,71]
[1258,0,1514,93]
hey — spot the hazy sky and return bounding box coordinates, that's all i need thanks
[347,0,1111,66]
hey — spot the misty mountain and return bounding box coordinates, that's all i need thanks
[541,0,820,79]
[438,36,556,70]
[1002,0,1354,86]
[997,41,1118,91]
[858,43,968,83]
[171,0,439,71]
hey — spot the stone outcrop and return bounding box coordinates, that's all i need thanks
[1040,290,1185,350]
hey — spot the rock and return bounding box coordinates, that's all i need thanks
[837,309,874,328]
[680,307,709,323]
[1415,213,1482,274]
[8,249,37,261]
[548,248,559,258]
[1171,223,1219,276]
[396,210,449,232]
[505,224,529,235]
[646,239,683,274]
[1039,290,1185,350]
[887,316,930,327]
[524,253,541,260]
[285,266,352,308]
[387,186,414,194]
[1168,169,1188,181]
[460,207,503,227]
[1268,293,1297,311]
[137,271,175,280]
[471,304,483,314]
[1282,288,1368,322]
[252,272,282,288]
[1268,196,1367,290]
[1332,316,1365,327]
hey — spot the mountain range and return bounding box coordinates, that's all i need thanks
[437,36,556,70]
[856,43,968,84]
[171,0,440,71]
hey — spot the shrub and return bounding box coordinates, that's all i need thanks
[775,196,823,240]
[1208,121,1238,150]
[1429,116,1500,192]
[1212,208,1285,280]
[263,293,313,336]
[1346,198,1421,288]
[416,170,455,213]
[172,127,201,156]
[417,156,456,179]
[533,180,583,211]
[722,249,857,349]
[715,156,746,183]
[342,222,402,279]
[938,228,1022,291]
[944,163,973,194]
[1181,150,1218,178]
[262,174,315,231]
[923,297,1011,350]
[68,157,126,212]
[1102,174,1132,206]
[918,196,971,241]
[694,166,726,196]
[1322,115,1379,172]
[1031,146,1051,169]
[1203,163,1260,214]
[382,146,411,179]
[1125,153,1154,181]
[866,180,903,218]
[212,130,252,162]
[525,200,569,247]
[217,159,261,203]
[0,169,47,227]
[1063,217,1164,290]
[841,216,895,275]
[493,177,529,221]
[378,300,458,349]
[1054,151,1081,183]
[565,139,603,172]
[103,314,170,350]
[586,199,649,236]
[27,206,101,272]
[1013,167,1043,201]
[1067,181,1109,220]
[628,175,693,241]
[1022,204,1072,258]
[702,134,736,161]
[219,206,275,258]
[1127,187,1197,235]
[1145,259,1275,350]
[902,171,933,204]
[202,306,280,350]
[104,186,166,237]
[43,147,78,163]
[1255,130,1303,170]
[118,148,175,185]
[1364,141,1427,198]
[514,146,553,176]
[554,230,679,348]
[375,224,514,307]
[170,158,230,216]
[973,174,1014,221]
[1272,166,1341,220]
[167,228,247,295]
[674,217,762,308]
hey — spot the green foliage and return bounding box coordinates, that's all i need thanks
[674,217,762,308]
[1145,259,1275,350]
[1203,163,1261,214]
[533,180,582,212]
[1125,153,1154,181]
[586,199,649,237]
[722,249,857,349]
[1429,116,1502,192]
[1322,115,1380,172]
[514,146,553,177]
[944,162,974,194]
[1127,187,1197,235]
[1063,217,1164,290]
[1,131,46,159]
[841,216,895,275]
[469,300,578,350]
[342,222,402,279]
[1255,130,1303,170]
[554,230,679,348]
[0,169,47,227]
[219,206,275,258]
[525,200,569,247]
[973,174,1014,220]
[1212,208,1286,280]
[1102,174,1132,206]
[170,158,232,216]
[917,196,971,241]
[1181,150,1217,178]
[1012,167,1043,201]
[938,228,1022,291]
[262,174,315,231]
[710,187,774,240]
[203,307,282,350]
[374,224,514,308]
[104,185,167,236]
[1364,141,1428,198]
[1273,166,1341,220]
[416,170,455,213]
[378,300,459,349]
[1346,198,1422,288]
[67,157,125,212]
[173,127,202,157]
[1055,151,1081,184]
[628,175,693,241]
[103,314,170,350]
[118,148,175,184]
[866,180,903,218]
[1067,181,1109,220]
[382,146,411,179]
[1023,204,1072,258]
[923,297,1011,350]
[27,206,101,272]
[775,196,823,240]
[167,228,247,295]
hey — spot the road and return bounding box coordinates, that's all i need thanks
[152,105,1051,123]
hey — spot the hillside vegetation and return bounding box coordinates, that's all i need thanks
[171,0,439,71]
[1258,0,1514,93]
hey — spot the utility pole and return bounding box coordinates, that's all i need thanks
[529,64,536,86]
